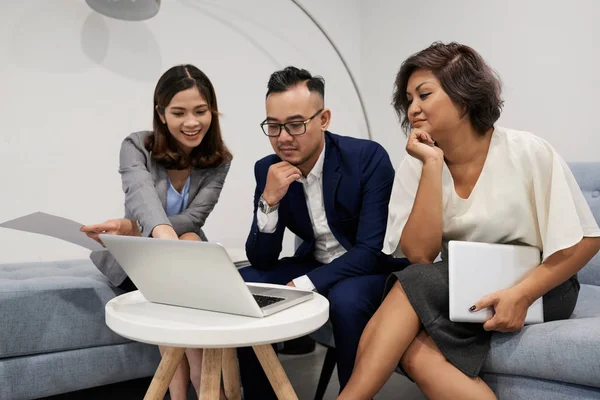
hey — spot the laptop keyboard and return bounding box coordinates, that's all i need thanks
[253,294,286,308]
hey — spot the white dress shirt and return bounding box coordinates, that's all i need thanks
[257,144,347,290]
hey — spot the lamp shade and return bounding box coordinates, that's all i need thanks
[85,0,161,21]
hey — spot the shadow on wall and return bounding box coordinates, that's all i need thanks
[81,12,162,82]
[10,0,161,81]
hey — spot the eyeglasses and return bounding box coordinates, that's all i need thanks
[260,109,324,137]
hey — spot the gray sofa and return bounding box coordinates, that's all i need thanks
[0,258,161,400]
[1,162,597,400]
[311,162,600,399]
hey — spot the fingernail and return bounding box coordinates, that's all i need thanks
[469,305,476,312]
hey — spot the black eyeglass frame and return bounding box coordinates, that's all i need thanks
[260,109,324,137]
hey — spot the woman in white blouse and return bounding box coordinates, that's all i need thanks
[338,42,600,400]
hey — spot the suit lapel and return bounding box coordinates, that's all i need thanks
[188,168,202,201]
[323,134,341,223]
[286,180,313,237]
[155,166,169,208]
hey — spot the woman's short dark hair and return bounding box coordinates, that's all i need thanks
[146,64,232,169]
[393,42,504,135]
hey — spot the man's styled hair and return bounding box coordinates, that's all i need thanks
[266,66,325,100]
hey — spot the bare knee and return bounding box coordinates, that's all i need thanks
[356,282,410,356]
[186,348,204,388]
[179,232,202,241]
[400,341,421,380]
[400,332,445,383]
[189,367,202,389]
[400,345,421,382]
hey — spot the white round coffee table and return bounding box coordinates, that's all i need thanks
[105,283,329,400]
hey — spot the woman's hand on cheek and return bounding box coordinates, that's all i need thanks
[406,129,444,163]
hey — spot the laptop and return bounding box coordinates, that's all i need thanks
[99,234,314,318]
[448,240,544,324]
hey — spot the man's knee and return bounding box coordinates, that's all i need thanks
[328,280,358,315]
[328,275,387,319]
[238,266,269,283]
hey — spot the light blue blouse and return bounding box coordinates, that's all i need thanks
[166,175,191,217]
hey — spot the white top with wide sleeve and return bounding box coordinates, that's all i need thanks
[383,126,600,261]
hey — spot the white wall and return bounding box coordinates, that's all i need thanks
[298,0,362,80]
[8,0,595,264]
[0,0,363,263]
[361,0,600,166]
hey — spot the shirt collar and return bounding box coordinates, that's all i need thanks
[299,142,326,185]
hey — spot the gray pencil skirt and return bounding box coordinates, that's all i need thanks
[386,260,579,378]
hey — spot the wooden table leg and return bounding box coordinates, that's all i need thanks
[144,346,186,400]
[199,348,223,400]
[253,344,298,400]
[222,348,242,400]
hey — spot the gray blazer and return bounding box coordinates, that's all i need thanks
[91,131,231,286]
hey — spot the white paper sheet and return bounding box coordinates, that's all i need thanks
[0,212,104,251]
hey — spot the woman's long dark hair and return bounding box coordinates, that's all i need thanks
[146,65,232,169]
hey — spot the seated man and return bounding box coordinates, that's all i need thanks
[239,66,406,398]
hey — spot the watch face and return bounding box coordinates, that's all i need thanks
[258,199,266,213]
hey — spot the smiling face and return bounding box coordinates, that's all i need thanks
[405,69,466,141]
[157,87,212,154]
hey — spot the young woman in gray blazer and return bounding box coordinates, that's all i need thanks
[82,64,232,400]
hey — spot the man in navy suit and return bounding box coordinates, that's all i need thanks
[239,66,404,398]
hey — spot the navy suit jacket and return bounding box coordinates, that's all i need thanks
[245,131,395,294]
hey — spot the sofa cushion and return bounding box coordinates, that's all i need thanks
[568,162,600,286]
[484,284,600,388]
[0,342,160,400]
[0,259,130,359]
[579,251,600,287]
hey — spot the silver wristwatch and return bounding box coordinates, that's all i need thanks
[258,196,279,214]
